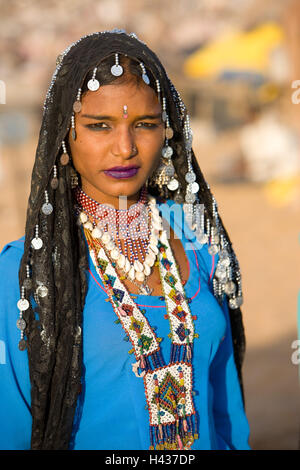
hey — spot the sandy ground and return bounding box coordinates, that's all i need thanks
[0,126,299,450]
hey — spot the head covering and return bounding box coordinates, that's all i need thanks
[19,29,246,449]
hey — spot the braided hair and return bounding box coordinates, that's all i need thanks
[19,30,246,449]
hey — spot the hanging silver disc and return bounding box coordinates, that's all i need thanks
[164,164,175,177]
[185,172,196,183]
[229,297,239,309]
[17,299,29,311]
[31,237,43,250]
[51,177,59,189]
[87,78,100,91]
[18,339,27,351]
[16,318,26,330]
[167,178,179,191]
[142,73,150,85]
[36,285,48,298]
[111,64,124,76]
[162,146,173,159]
[73,101,82,113]
[190,182,199,193]
[185,192,196,203]
[60,153,69,165]
[224,280,236,295]
[165,127,174,139]
[42,203,53,215]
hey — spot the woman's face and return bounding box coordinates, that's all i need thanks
[69,77,164,206]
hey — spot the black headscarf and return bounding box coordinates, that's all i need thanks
[19,30,246,450]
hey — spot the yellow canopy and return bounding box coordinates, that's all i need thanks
[184,22,284,79]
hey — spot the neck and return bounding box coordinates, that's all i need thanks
[80,183,142,210]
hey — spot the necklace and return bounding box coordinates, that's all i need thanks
[74,186,159,295]
[81,194,199,450]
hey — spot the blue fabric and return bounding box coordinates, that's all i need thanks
[0,201,250,450]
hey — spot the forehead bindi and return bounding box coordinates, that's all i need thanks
[81,82,161,117]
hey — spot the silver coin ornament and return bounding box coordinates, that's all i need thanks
[18,339,26,351]
[208,244,219,255]
[162,111,168,122]
[185,172,196,183]
[185,192,196,203]
[229,297,239,309]
[224,280,236,295]
[164,163,175,177]
[142,73,150,85]
[36,285,48,298]
[16,318,26,330]
[190,182,199,194]
[165,127,174,139]
[73,101,82,113]
[17,298,29,311]
[51,177,59,190]
[23,278,32,289]
[167,178,179,191]
[111,64,124,76]
[42,203,53,216]
[87,78,100,91]
[31,237,43,250]
[162,146,173,159]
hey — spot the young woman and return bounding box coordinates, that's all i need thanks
[0,30,250,450]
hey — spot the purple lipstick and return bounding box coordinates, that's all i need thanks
[104,165,140,179]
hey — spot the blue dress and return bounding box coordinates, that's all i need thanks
[0,201,250,450]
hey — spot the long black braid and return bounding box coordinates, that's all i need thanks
[19,31,246,450]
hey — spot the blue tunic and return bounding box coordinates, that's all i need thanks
[0,201,250,450]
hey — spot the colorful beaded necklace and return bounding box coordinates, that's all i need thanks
[78,192,199,450]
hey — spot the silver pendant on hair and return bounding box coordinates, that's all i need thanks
[162,145,173,159]
[31,237,43,250]
[16,318,26,330]
[36,284,48,298]
[185,171,196,183]
[88,67,100,91]
[111,53,123,76]
[167,178,179,191]
[42,203,53,215]
[17,298,29,311]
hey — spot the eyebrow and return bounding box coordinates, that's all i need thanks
[81,113,162,120]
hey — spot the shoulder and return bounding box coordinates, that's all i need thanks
[0,237,25,273]
[0,237,24,303]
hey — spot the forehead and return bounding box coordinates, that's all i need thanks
[81,81,161,114]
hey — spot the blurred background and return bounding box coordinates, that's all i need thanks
[0,0,299,449]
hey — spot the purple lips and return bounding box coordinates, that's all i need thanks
[104,166,140,179]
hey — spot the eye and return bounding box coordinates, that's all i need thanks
[136,122,158,129]
[87,122,110,130]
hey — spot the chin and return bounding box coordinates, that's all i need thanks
[102,180,145,197]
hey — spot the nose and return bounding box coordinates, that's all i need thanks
[111,126,137,159]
